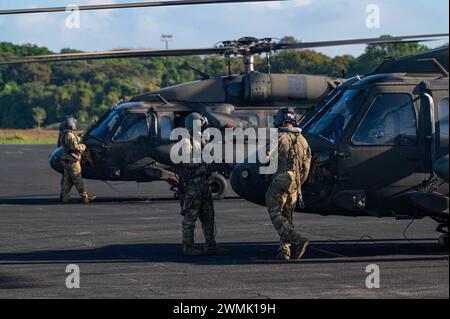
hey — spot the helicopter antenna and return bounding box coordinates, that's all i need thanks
[266,52,271,74]
[244,55,255,73]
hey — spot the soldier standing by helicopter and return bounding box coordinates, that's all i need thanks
[175,112,231,256]
[265,108,312,260]
[59,116,96,204]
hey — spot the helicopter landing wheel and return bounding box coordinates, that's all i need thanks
[210,172,228,200]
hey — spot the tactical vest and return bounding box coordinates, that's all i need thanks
[174,137,210,183]
[278,132,312,188]
[62,131,82,162]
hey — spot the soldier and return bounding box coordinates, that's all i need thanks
[175,112,231,256]
[59,116,96,204]
[265,108,312,260]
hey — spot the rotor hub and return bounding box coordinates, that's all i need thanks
[215,37,278,73]
[215,37,278,57]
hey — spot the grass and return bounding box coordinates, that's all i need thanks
[0,129,58,145]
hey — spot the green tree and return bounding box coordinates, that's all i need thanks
[0,40,436,129]
[348,39,429,75]
[32,107,46,130]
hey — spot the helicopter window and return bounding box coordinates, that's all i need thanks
[112,113,149,143]
[307,89,365,143]
[352,94,417,146]
[438,98,449,156]
[89,110,121,142]
[160,115,173,144]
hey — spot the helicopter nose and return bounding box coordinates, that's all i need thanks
[48,147,63,174]
[230,162,269,206]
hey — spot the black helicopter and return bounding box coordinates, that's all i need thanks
[2,0,448,199]
[33,34,445,200]
[231,46,449,244]
[3,32,448,199]
[0,0,341,199]
[1,1,448,217]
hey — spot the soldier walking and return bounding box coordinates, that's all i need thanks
[266,108,312,260]
[59,116,96,204]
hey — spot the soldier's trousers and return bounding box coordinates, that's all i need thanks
[265,171,302,248]
[60,160,85,201]
[181,181,216,247]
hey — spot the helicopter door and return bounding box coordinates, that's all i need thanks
[336,89,426,207]
[103,112,151,180]
[158,113,174,145]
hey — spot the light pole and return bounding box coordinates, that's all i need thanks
[161,34,173,87]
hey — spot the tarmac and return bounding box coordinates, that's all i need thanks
[0,145,448,298]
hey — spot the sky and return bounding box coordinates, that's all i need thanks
[0,0,448,57]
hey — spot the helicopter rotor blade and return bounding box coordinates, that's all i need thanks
[0,47,230,65]
[0,0,287,15]
[276,33,449,50]
[1,33,448,65]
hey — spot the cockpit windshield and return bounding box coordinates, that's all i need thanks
[306,89,366,143]
[89,110,121,142]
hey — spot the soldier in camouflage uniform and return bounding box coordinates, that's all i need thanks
[175,113,231,256]
[266,108,312,260]
[59,116,96,204]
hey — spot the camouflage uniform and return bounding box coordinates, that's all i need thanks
[175,138,217,250]
[60,131,87,202]
[265,127,312,258]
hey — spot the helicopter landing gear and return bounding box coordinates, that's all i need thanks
[167,173,228,200]
[210,172,228,200]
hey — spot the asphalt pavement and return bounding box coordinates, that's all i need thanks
[0,145,448,298]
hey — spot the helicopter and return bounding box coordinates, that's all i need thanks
[7,33,445,200]
[1,1,448,204]
[0,0,336,199]
[230,46,450,244]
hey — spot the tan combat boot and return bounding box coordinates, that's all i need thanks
[81,193,96,204]
[291,237,309,260]
[183,244,204,257]
[276,244,291,260]
[204,246,232,256]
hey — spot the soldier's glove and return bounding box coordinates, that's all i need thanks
[166,176,178,186]
[298,195,306,209]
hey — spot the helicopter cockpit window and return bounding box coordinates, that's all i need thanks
[89,110,121,142]
[160,115,173,144]
[438,98,449,156]
[112,113,149,143]
[352,94,417,146]
[307,89,365,143]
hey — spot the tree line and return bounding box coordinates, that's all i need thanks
[0,37,431,129]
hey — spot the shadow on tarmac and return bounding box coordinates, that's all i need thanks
[0,196,241,205]
[0,196,154,205]
[0,240,448,266]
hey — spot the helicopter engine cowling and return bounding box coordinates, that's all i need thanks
[242,72,334,105]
